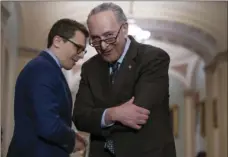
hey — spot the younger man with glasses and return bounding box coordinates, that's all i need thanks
[7,18,88,157]
[73,2,176,157]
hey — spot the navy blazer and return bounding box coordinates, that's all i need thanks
[7,51,75,157]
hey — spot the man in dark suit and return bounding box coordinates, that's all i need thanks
[7,18,89,157]
[73,2,176,157]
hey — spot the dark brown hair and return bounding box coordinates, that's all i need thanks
[47,18,89,48]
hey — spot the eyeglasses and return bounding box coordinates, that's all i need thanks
[89,23,125,48]
[59,35,87,55]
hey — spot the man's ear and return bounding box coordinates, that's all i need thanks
[122,23,129,38]
[52,35,62,48]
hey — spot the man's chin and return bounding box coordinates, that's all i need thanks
[102,56,116,63]
[62,64,74,70]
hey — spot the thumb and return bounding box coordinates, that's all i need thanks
[128,97,135,104]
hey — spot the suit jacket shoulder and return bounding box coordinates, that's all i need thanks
[25,54,57,73]
[136,43,170,65]
[82,54,101,68]
[80,54,106,78]
[16,52,64,96]
[20,52,61,80]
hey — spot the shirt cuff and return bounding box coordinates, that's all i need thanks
[101,109,114,128]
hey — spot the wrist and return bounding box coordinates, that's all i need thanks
[106,107,118,123]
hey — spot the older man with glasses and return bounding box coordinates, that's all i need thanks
[73,2,176,157]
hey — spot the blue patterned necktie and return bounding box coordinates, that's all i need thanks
[104,62,120,155]
[104,139,115,154]
[110,62,120,84]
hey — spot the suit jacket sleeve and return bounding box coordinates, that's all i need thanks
[29,64,76,153]
[72,64,106,136]
[134,48,170,110]
[110,48,170,133]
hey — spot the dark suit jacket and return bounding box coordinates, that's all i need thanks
[7,51,75,157]
[73,36,176,157]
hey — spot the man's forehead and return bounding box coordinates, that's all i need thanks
[89,10,116,22]
[73,31,86,45]
[88,11,119,36]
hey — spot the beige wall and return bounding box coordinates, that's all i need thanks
[17,50,38,75]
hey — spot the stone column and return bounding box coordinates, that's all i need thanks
[204,50,228,157]
[217,51,227,157]
[184,89,197,157]
[204,66,214,157]
[1,2,20,156]
[212,66,219,157]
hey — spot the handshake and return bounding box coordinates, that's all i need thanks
[73,132,88,153]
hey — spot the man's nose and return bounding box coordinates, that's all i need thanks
[77,53,84,59]
[101,41,108,51]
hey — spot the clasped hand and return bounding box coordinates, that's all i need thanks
[107,97,150,130]
[73,132,87,153]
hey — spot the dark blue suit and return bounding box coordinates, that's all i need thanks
[7,51,76,157]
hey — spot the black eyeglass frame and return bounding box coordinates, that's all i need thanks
[89,23,126,48]
[59,35,87,55]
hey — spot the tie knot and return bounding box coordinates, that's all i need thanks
[110,62,119,72]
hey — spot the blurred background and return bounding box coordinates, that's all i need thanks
[1,1,227,157]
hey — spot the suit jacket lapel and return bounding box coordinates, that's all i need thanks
[39,51,72,107]
[97,56,112,100]
[60,72,73,106]
[112,36,138,96]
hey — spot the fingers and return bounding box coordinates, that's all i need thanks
[129,119,147,130]
[137,114,149,122]
[75,141,85,151]
[128,121,142,130]
[76,133,83,141]
[74,133,87,153]
[136,119,147,125]
[73,142,83,152]
[135,106,150,115]
[76,133,87,145]
[131,108,150,127]
[133,124,142,130]
[138,113,149,120]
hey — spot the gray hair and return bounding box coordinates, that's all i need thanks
[87,2,127,25]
